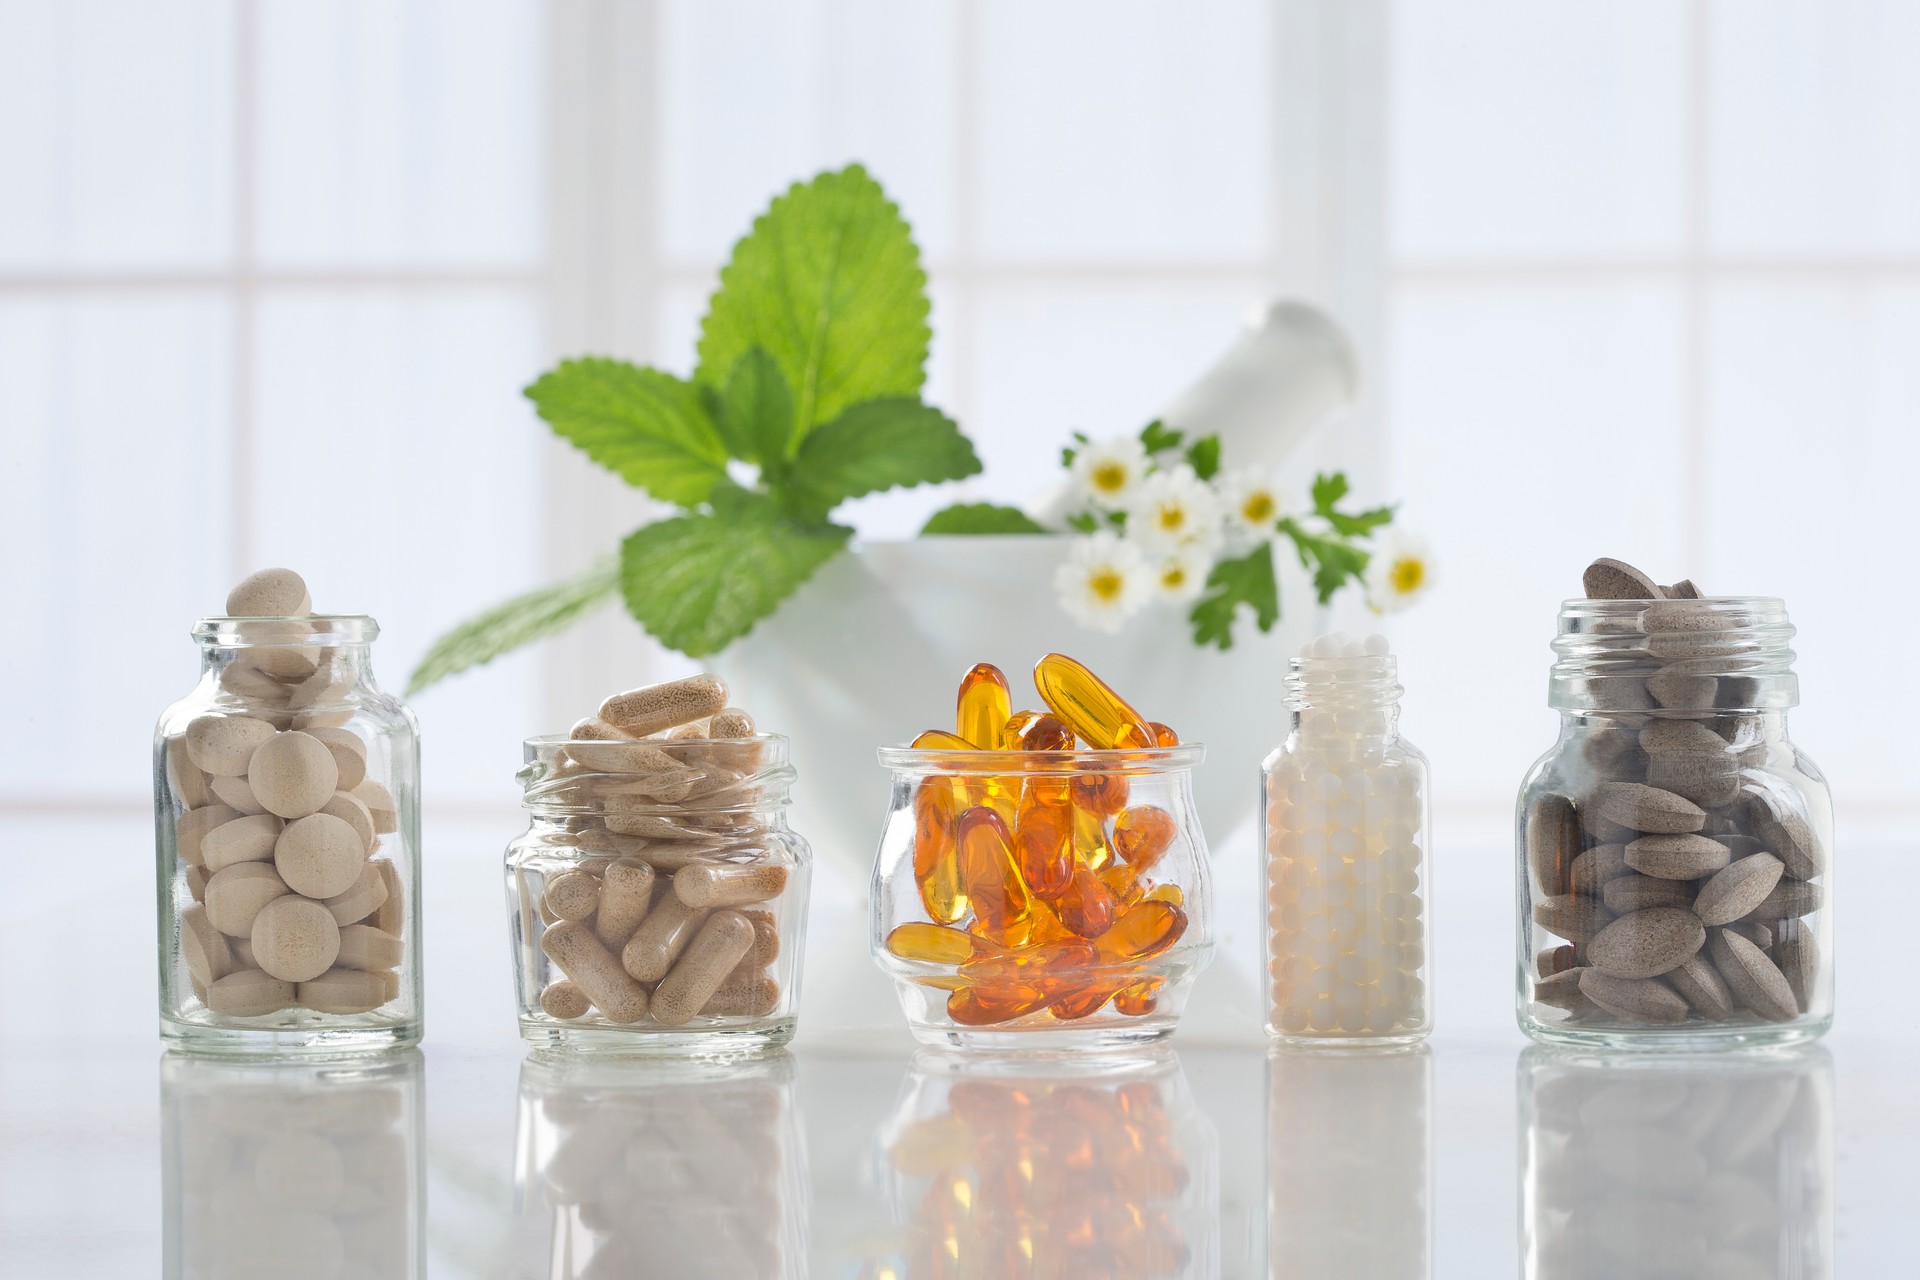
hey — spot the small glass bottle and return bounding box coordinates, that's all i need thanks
[1262,632,1432,1046]
[154,614,423,1057]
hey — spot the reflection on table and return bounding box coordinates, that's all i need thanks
[1267,1045,1431,1279]
[1520,1044,1833,1278]
[866,1046,1218,1279]
[513,1050,805,1279]
[161,1049,424,1279]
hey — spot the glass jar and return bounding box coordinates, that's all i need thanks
[163,1050,424,1277]
[154,615,422,1057]
[875,1047,1218,1277]
[512,1051,805,1276]
[505,733,811,1053]
[1261,643,1432,1045]
[1520,1044,1833,1277]
[1517,597,1833,1049]
[871,743,1213,1050]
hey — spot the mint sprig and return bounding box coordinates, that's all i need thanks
[405,559,620,695]
[920,503,1047,535]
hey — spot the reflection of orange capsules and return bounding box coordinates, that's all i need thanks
[1148,721,1180,747]
[956,663,1013,750]
[1052,863,1119,938]
[948,981,1048,1025]
[912,779,968,924]
[1113,804,1178,871]
[1072,771,1129,817]
[1012,780,1075,901]
[886,921,1002,965]
[1006,710,1076,751]
[1095,899,1187,961]
[956,809,1032,935]
[1033,653,1154,750]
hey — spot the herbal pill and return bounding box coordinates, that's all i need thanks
[598,674,729,737]
[710,708,756,739]
[620,895,710,983]
[352,779,399,835]
[227,567,312,617]
[650,910,756,1025]
[1033,652,1154,750]
[185,715,277,776]
[1567,843,1629,896]
[562,739,683,774]
[1526,795,1580,897]
[540,980,591,1019]
[1588,782,1707,835]
[204,862,292,937]
[1692,853,1785,926]
[1587,907,1706,979]
[303,727,368,791]
[569,717,630,741]
[545,871,601,922]
[674,862,787,909]
[1624,834,1731,880]
[1577,970,1688,1023]
[185,865,208,903]
[1776,924,1819,1011]
[202,813,284,873]
[251,896,342,983]
[1582,557,1660,600]
[181,904,233,987]
[739,906,780,966]
[371,859,404,934]
[1665,952,1735,1020]
[275,813,368,899]
[297,967,387,1015]
[1708,928,1797,1022]
[542,920,650,1023]
[210,773,267,816]
[166,736,212,809]
[335,924,404,972]
[322,861,389,926]
[319,791,374,852]
[248,731,340,820]
[206,968,294,1017]
[1533,895,1614,945]
[592,859,655,949]
[175,804,241,868]
[702,973,780,1018]
[1600,874,1694,914]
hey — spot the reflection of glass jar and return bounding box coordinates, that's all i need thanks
[163,1050,424,1277]
[1517,598,1833,1049]
[513,1051,807,1277]
[1520,1045,1833,1278]
[1267,1046,1431,1277]
[504,734,811,1053]
[872,1048,1219,1277]
[154,616,422,1057]
[871,744,1214,1049]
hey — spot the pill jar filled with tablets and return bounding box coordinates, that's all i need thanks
[154,569,421,1057]
[1517,560,1833,1049]
[873,654,1214,1050]
[1262,631,1432,1046]
[505,675,811,1052]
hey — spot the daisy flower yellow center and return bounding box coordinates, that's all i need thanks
[1090,462,1129,495]
[1240,492,1276,524]
[1161,563,1189,589]
[1390,556,1426,594]
[1153,503,1187,533]
[1089,568,1126,603]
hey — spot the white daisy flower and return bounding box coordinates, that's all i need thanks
[1125,465,1221,555]
[1216,468,1287,543]
[1151,546,1213,605]
[1068,436,1150,512]
[1365,531,1436,615]
[1054,532,1151,633]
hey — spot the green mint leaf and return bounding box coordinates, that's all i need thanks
[1310,472,1351,515]
[1139,419,1184,454]
[1184,434,1222,481]
[920,503,1047,535]
[406,559,620,694]
[696,165,929,444]
[1065,511,1100,533]
[1189,545,1280,650]
[620,497,852,657]
[1310,469,1395,537]
[714,347,795,473]
[1281,517,1372,604]
[1325,503,1396,538]
[782,397,981,522]
[1061,431,1090,468]
[526,358,729,506]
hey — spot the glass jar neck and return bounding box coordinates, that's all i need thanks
[1284,654,1403,744]
[194,616,381,699]
[1548,597,1798,713]
[519,734,795,820]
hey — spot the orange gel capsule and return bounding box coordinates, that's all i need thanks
[1072,805,1116,872]
[948,981,1048,1025]
[1113,804,1178,871]
[912,779,968,924]
[1052,862,1120,938]
[887,921,998,966]
[1114,975,1164,1016]
[1072,772,1129,817]
[1096,861,1145,908]
[1006,710,1076,752]
[1047,976,1122,1021]
[1033,653,1155,750]
[956,808,1032,934]
[1143,882,1184,907]
[912,728,977,751]
[1012,780,1075,901]
[1094,899,1187,961]
[961,936,1097,987]
[1148,721,1180,747]
[957,663,1013,751]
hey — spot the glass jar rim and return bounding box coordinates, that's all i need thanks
[876,743,1205,775]
[193,615,379,645]
[524,731,787,751]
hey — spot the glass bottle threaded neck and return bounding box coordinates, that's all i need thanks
[1548,596,1798,712]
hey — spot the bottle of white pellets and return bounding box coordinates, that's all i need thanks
[1263,632,1432,1045]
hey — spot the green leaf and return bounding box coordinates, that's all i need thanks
[1311,470,1396,537]
[1281,516,1373,604]
[619,496,852,657]
[696,164,929,443]
[1184,434,1222,481]
[1060,430,1090,468]
[526,358,730,506]
[713,347,795,472]
[920,503,1047,535]
[1189,546,1280,650]
[1139,419,1184,454]
[1065,511,1101,533]
[782,397,981,522]
[406,559,621,694]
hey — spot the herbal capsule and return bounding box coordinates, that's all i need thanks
[886,921,997,966]
[541,920,650,1024]
[1033,653,1154,750]
[947,981,1048,1026]
[591,858,655,949]
[651,909,756,1025]
[620,895,710,983]
[957,808,1033,936]
[1148,721,1180,747]
[1012,779,1075,901]
[912,778,969,924]
[1052,863,1119,938]
[1006,710,1076,752]
[597,673,729,737]
[1094,899,1188,961]
[1113,805,1178,872]
[956,663,1013,751]
[675,861,787,908]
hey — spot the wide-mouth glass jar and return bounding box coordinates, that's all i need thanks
[505,733,811,1054]
[1516,597,1832,1049]
[871,743,1213,1050]
[154,615,422,1058]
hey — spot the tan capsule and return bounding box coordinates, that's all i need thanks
[185,714,278,776]
[322,860,389,926]
[602,813,726,843]
[251,896,342,983]
[540,980,592,1020]
[335,924,404,971]
[248,731,340,820]
[674,862,788,909]
[598,674,729,737]
[204,862,292,937]
[297,967,388,1015]
[593,859,656,949]
[737,907,780,966]
[544,871,601,922]
[275,812,368,899]
[181,904,233,987]
[542,920,650,1023]
[651,910,756,1025]
[207,968,295,1017]
[202,813,284,872]
[568,717,631,742]
[175,804,241,869]
[303,726,369,791]
[620,895,710,983]
[227,567,312,617]
[702,973,781,1019]
[560,740,685,775]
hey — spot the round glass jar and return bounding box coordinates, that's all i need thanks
[1262,645,1432,1046]
[505,733,810,1053]
[154,615,422,1057]
[1517,597,1833,1049]
[871,743,1213,1050]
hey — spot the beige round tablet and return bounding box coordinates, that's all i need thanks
[207,969,295,1018]
[202,813,284,872]
[297,967,387,1014]
[185,715,278,776]
[209,773,267,816]
[335,924,404,972]
[205,862,292,937]
[227,567,311,617]
[352,779,399,835]
[302,727,368,791]
[181,904,233,987]
[275,813,367,899]
[175,804,241,869]
[252,896,341,983]
[248,731,339,820]
[320,861,389,926]
[318,791,374,852]
[371,859,404,935]
[166,736,212,809]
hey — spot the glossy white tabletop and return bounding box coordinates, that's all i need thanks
[3,816,1915,1277]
